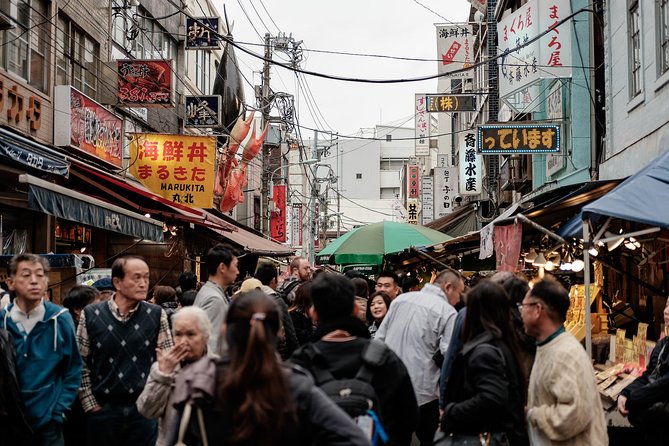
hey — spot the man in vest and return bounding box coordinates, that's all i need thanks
[77,255,173,446]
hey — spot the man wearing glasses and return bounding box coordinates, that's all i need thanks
[519,279,607,445]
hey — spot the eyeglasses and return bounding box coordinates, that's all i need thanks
[516,301,540,310]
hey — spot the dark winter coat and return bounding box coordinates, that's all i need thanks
[621,336,669,415]
[442,331,528,446]
[0,328,32,444]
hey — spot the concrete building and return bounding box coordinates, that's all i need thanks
[600,0,669,179]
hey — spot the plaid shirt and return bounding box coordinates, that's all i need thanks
[77,298,173,412]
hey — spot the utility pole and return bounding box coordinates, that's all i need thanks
[306,130,319,265]
[261,33,272,236]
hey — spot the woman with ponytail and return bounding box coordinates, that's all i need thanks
[167,290,370,446]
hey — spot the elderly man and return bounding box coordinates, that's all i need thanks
[78,255,173,446]
[520,279,607,445]
[376,269,463,446]
[1,254,82,446]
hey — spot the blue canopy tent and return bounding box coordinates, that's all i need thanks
[580,149,669,355]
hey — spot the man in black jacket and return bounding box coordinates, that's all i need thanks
[291,274,418,446]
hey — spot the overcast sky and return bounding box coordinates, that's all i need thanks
[212,0,471,137]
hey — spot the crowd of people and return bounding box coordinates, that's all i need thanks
[4,245,659,445]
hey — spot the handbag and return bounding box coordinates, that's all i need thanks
[433,431,509,446]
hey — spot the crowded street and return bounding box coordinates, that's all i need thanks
[1,0,669,445]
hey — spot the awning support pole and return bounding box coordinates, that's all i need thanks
[515,214,567,245]
[583,220,592,358]
[411,247,459,274]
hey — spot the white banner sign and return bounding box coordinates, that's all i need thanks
[291,203,303,247]
[546,81,565,177]
[497,0,572,98]
[415,95,429,156]
[421,177,434,225]
[433,166,458,217]
[459,131,482,195]
[436,25,474,79]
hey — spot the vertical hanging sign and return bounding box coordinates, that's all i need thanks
[421,177,434,225]
[459,131,482,195]
[436,25,475,79]
[407,200,419,225]
[270,185,286,242]
[415,94,429,156]
[291,203,303,247]
[407,165,420,199]
[433,166,458,217]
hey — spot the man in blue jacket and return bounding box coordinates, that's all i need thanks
[0,253,83,446]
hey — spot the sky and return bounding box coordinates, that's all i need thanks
[212,0,471,137]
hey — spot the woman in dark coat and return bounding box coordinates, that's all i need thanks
[441,280,529,445]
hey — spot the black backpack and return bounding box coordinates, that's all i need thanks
[276,280,301,304]
[304,340,386,420]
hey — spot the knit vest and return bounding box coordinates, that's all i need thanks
[84,301,161,404]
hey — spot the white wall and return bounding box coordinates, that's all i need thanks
[601,0,669,179]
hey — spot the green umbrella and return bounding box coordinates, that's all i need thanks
[316,221,452,265]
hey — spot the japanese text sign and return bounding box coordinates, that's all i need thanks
[421,176,434,225]
[54,86,124,168]
[427,94,477,112]
[271,185,286,242]
[407,199,419,225]
[436,25,474,79]
[118,60,173,106]
[459,131,482,195]
[185,17,221,49]
[185,95,222,127]
[415,94,429,156]
[433,166,458,217]
[0,77,43,132]
[129,133,215,208]
[546,82,565,176]
[478,123,560,154]
[407,165,420,198]
[497,0,572,98]
[291,203,303,247]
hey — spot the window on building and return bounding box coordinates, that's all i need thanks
[112,2,176,61]
[356,173,362,179]
[659,0,669,76]
[195,50,211,93]
[56,16,99,98]
[0,0,49,92]
[628,0,642,98]
[385,134,392,142]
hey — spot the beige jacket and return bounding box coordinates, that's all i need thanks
[136,362,179,446]
[527,330,608,446]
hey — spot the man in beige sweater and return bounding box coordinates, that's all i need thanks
[519,279,608,445]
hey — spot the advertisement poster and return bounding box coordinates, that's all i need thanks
[118,60,173,106]
[54,85,124,168]
[129,133,215,208]
[270,185,286,242]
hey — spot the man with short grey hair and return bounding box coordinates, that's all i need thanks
[376,269,463,446]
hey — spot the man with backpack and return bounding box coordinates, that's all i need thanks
[291,274,418,446]
[277,256,311,304]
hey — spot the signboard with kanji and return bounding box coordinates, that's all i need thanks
[270,185,286,242]
[426,94,477,112]
[546,82,565,176]
[478,123,560,154]
[436,25,474,79]
[407,165,420,199]
[185,17,221,49]
[129,133,215,208]
[459,131,482,195]
[117,60,173,106]
[407,199,419,225]
[54,86,124,168]
[497,0,572,98]
[291,203,303,247]
[434,167,458,217]
[415,94,429,156]
[185,95,222,127]
[421,176,434,225]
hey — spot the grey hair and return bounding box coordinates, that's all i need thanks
[172,306,212,342]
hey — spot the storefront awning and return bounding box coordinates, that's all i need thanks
[20,174,164,242]
[212,227,295,257]
[583,149,669,228]
[0,128,70,177]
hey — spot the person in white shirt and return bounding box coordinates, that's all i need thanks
[376,269,464,446]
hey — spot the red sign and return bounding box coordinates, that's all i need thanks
[271,185,286,242]
[54,86,124,168]
[408,165,420,198]
[117,60,173,106]
[442,41,462,66]
[494,222,523,272]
